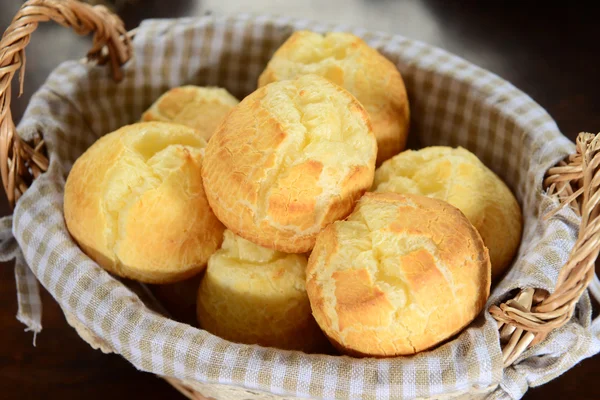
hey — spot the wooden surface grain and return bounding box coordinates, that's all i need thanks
[1,1,599,399]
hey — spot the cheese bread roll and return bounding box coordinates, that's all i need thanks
[373,146,522,280]
[197,230,329,353]
[142,86,239,141]
[306,192,491,357]
[259,30,410,165]
[202,74,377,253]
[64,122,225,284]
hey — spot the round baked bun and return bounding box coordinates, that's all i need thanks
[141,86,239,141]
[372,146,522,280]
[258,30,410,165]
[197,230,330,353]
[202,74,377,253]
[64,122,225,284]
[306,192,491,357]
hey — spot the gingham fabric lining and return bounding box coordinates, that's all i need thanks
[0,215,42,339]
[5,14,600,399]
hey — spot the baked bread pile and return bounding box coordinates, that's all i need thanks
[64,30,522,356]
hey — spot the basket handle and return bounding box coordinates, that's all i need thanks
[0,0,132,208]
[489,132,600,367]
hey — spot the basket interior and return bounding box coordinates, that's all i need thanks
[11,15,585,399]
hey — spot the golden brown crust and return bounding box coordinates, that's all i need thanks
[201,74,377,253]
[372,146,523,281]
[258,30,410,165]
[64,121,225,284]
[196,230,331,353]
[141,86,239,141]
[306,192,491,357]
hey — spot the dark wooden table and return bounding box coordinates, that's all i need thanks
[1,1,599,399]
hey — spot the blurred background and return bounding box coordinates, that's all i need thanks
[3,0,599,134]
[1,1,599,399]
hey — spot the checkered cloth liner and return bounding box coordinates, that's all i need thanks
[5,14,600,400]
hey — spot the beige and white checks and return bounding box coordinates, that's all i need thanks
[5,14,600,400]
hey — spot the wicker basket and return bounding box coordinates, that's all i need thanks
[1,1,599,399]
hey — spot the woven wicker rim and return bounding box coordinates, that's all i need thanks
[1,0,599,397]
[0,0,131,207]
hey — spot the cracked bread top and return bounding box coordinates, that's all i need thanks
[201,74,377,253]
[305,192,491,357]
[372,146,523,281]
[258,30,410,165]
[64,121,225,284]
